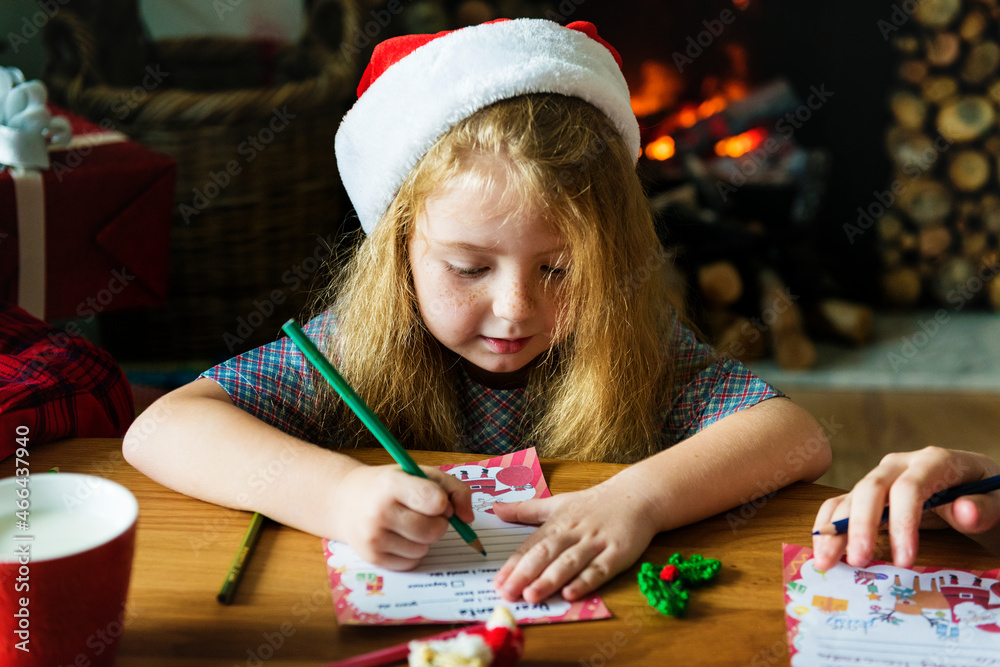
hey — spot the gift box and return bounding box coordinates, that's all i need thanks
[0,106,176,322]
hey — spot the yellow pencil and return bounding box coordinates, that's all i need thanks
[217,512,266,604]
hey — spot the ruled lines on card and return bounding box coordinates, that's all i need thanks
[417,524,536,569]
[328,523,535,570]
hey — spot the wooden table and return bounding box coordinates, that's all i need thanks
[2,438,996,666]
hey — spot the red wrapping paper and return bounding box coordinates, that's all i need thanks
[0,107,176,321]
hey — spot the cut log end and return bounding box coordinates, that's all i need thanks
[773,334,817,371]
[899,60,929,85]
[704,312,766,363]
[948,150,992,192]
[897,179,953,227]
[937,97,996,143]
[961,41,1000,85]
[914,0,962,29]
[930,257,977,304]
[919,225,953,258]
[925,32,962,67]
[988,275,1000,311]
[921,75,958,104]
[697,261,743,307]
[878,212,905,241]
[882,268,922,306]
[890,90,927,130]
[758,269,816,370]
[960,8,989,41]
[816,299,874,345]
[982,195,1000,234]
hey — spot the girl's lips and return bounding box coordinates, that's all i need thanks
[482,336,531,354]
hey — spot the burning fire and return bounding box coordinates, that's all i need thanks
[630,60,682,118]
[638,66,757,162]
[714,127,767,158]
[644,136,676,161]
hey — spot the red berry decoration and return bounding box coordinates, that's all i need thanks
[638,554,721,617]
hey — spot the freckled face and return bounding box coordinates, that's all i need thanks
[408,172,568,385]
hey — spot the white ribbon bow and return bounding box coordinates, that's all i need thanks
[0,67,72,169]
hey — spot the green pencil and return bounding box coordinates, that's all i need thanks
[281,319,486,557]
[217,511,265,604]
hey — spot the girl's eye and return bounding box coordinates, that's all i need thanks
[446,263,488,277]
[542,265,567,277]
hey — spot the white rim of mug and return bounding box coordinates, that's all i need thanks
[0,473,139,563]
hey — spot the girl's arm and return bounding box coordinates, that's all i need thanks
[492,396,831,603]
[124,378,473,570]
[812,447,1000,572]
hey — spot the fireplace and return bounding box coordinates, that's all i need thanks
[579,2,892,279]
[512,1,983,366]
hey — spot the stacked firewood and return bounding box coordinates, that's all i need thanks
[879,0,1000,310]
[693,259,874,371]
[652,186,874,371]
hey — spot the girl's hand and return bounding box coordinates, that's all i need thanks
[491,479,658,603]
[329,464,474,570]
[812,446,1000,572]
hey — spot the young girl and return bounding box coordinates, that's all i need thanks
[813,447,1000,572]
[125,18,831,605]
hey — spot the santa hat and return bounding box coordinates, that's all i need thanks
[334,18,640,234]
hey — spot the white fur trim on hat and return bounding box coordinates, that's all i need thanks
[334,18,640,234]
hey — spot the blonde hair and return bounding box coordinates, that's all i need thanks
[310,93,686,463]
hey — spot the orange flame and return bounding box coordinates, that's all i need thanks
[675,106,698,128]
[633,53,755,162]
[723,79,749,102]
[714,127,767,158]
[672,93,729,130]
[697,95,727,118]
[630,61,682,117]
[644,136,676,161]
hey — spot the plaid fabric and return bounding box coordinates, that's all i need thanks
[202,310,781,454]
[660,315,783,443]
[200,312,333,445]
[453,368,530,456]
[0,301,134,460]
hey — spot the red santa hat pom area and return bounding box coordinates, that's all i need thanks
[334,18,640,234]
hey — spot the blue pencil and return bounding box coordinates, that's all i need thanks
[813,474,1000,536]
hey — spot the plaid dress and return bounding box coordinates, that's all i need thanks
[201,311,781,455]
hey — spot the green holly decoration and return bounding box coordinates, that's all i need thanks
[638,553,721,617]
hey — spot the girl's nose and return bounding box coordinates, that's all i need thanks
[493,278,536,323]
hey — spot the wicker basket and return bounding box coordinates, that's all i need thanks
[42,0,362,361]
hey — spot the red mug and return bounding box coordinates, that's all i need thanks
[0,473,139,666]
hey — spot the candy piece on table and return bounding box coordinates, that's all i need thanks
[408,634,491,667]
[408,606,524,667]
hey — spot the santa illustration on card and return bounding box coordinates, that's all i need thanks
[447,465,536,514]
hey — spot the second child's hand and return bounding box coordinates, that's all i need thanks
[811,447,1000,571]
